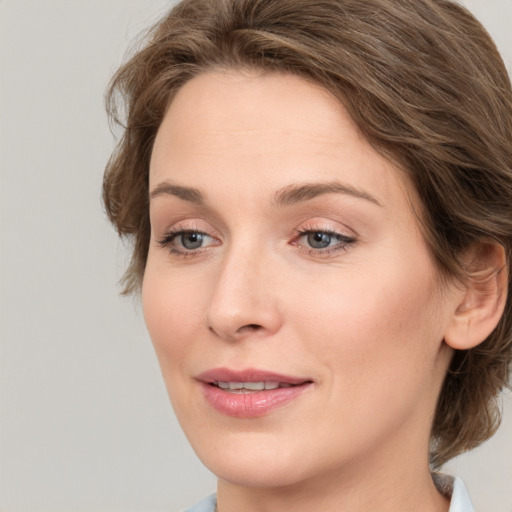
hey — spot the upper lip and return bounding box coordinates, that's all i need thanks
[196,367,312,385]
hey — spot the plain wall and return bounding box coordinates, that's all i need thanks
[0,1,510,510]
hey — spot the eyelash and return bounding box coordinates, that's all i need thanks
[292,227,356,257]
[157,226,216,257]
[156,225,356,258]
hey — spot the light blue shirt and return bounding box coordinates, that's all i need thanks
[184,475,474,512]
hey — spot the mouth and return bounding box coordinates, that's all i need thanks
[211,381,298,393]
[196,368,313,418]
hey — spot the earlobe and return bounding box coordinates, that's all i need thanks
[444,242,508,350]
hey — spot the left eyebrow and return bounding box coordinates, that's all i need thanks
[272,181,383,207]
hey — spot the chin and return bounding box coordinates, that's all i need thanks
[207,458,309,489]
[188,430,323,489]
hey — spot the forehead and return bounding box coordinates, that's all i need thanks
[169,71,346,133]
[150,70,414,212]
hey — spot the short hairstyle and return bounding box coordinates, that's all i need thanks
[103,0,512,467]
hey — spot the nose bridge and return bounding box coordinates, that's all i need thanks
[206,234,281,340]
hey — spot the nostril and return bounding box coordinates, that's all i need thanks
[237,323,263,333]
[208,323,262,339]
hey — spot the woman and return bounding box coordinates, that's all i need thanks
[103,0,512,510]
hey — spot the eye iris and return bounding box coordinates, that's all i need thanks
[181,232,203,250]
[307,232,332,249]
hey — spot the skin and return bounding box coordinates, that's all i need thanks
[143,70,468,512]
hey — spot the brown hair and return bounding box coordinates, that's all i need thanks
[103,0,512,467]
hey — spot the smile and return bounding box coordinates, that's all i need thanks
[197,368,313,418]
[214,381,295,392]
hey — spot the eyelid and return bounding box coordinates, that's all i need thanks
[293,218,356,239]
[156,218,220,240]
[156,219,221,256]
[291,220,357,256]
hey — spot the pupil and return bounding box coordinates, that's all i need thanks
[182,232,203,249]
[308,232,331,249]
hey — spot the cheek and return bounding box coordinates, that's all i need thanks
[141,262,213,430]
[281,260,446,461]
[142,261,207,370]
[292,257,443,387]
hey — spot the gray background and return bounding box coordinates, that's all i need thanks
[0,1,510,510]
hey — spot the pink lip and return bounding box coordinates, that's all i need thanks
[196,367,313,418]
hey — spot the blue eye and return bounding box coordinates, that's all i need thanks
[307,232,334,249]
[296,229,356,255]
[158,229,215,254]
[180,232,205,250]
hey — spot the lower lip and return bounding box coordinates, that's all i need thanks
[200,382,312,418]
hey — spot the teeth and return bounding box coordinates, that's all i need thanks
[244,382,265,390]
[215,381,288,391]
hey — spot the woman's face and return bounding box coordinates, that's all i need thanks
[144,71,457,489]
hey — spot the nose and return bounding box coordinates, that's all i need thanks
[206,244,283,342]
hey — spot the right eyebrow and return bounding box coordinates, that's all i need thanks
[149,181,205,205]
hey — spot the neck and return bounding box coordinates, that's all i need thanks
[216,438,450,512]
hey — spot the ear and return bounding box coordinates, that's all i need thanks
[444,242,508,350]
